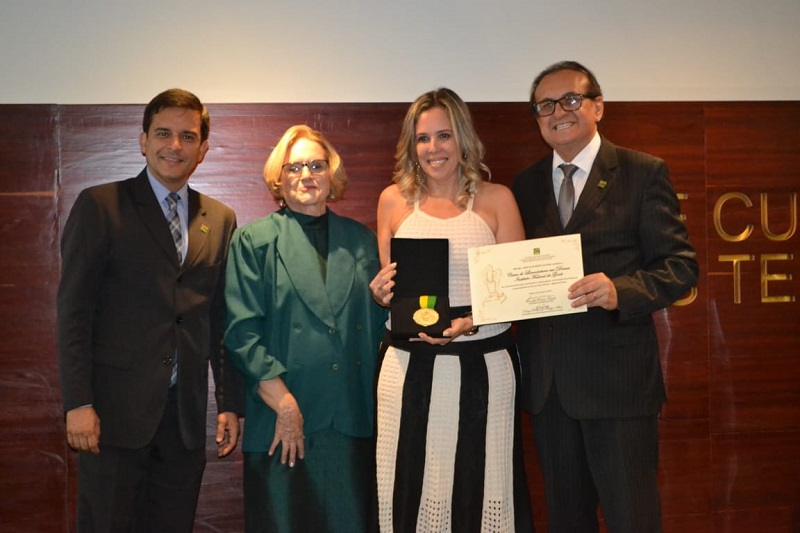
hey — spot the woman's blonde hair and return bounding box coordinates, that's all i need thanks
[393,88,489,207]
[263,124,347,203]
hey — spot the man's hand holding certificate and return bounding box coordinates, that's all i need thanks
[468,234,586,326]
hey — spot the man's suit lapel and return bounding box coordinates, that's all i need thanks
[129,170,183,266]
[567,138,618,230]
[533,154,564,236]
[184,189,209,268]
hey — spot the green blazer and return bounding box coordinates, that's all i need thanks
[224,208,387,451]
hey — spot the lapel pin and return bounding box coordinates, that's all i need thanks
[598,180,607,189]
[200,224,210,234]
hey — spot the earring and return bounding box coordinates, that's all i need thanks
[278,198,286,207]
[328,192,335,200]
[415,163,425,185]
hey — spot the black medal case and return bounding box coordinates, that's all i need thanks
[390,237,450,339]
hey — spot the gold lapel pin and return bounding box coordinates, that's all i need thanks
[598,180,608,189]
[200,224,210,234]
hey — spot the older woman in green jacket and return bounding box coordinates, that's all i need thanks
[224,125,387,533]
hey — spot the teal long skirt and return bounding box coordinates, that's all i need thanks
[243,428,375,533]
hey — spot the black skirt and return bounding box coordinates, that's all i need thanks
[375,329,534,533]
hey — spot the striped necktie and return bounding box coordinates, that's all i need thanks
[166,192,183,262]
[165,192,182,387]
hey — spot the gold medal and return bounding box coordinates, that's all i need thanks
[413,295,439,326]
[413,307,439,326]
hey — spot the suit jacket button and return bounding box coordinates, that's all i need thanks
[163,355,173,366]
[328,328,336,335]
[175,316,183,324]
[331,363,340,372]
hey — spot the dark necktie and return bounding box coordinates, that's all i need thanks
[166,192,183,262]
[558,164,578,228]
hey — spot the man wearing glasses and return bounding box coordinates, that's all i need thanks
[512,61,698,532]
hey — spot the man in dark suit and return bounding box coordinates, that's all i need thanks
[57,88,243,532]
[512,62,698,532]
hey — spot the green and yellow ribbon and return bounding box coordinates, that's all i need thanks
[419,295,437,309]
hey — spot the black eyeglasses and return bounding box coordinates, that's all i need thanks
[281,159,330,177]
[531,94,598,117]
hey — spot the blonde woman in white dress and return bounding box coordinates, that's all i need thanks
[369,88,535,533]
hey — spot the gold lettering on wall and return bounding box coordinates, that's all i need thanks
[713,191,798,304]
[715,191,798,242]
[672,191,696,306]
[718,254,755,304]
[761,253,796,303]
[677,192,688,221]
[715,192,753,242]
[673,287,698,306]
[761,192,797,241]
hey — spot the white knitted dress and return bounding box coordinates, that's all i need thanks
[376,196,523,533]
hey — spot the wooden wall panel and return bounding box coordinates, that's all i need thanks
[0,104,66,532]
[0,101,798,532]
[203,103,408,229]
[703,103,800,533]
[0,105,58,193]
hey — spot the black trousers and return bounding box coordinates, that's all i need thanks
[77,387,206,532]
[532,385,662,533]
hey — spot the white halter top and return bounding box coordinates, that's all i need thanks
[393,195,509,340]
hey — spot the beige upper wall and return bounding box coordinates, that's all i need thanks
[1,0,798,104]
